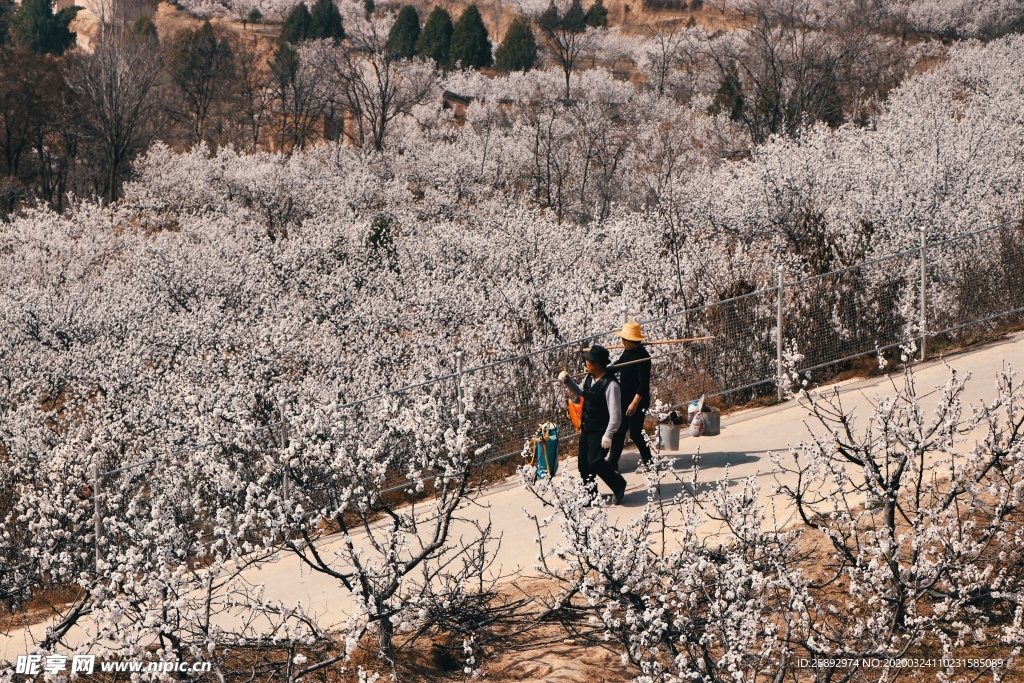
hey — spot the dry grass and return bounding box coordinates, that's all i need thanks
[152,1,281,49]
[322,576,635,682]
[10,434,1024,681]
[769,483,1024,681]
[0,584,86,631]
[140,0,747,60]
[928,317,1024,357]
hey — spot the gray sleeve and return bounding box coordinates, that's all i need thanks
[562,375,584,398]
[604,382,621,440]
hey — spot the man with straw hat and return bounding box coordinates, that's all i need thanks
[608,321,653,470]
[558,345,628,505]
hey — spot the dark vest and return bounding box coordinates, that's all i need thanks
[581,373,617,434]
[612,345,651,410]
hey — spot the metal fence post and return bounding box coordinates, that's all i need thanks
[455,351,465,430]
[93,459,101,576]
[920,227,927,362]
[777,265,785,402]
[279,400,289,502]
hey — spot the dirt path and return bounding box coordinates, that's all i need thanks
[6,330,1021,669]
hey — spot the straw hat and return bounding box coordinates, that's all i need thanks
[614,321,647,342]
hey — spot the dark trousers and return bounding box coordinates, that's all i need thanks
[608,410,652,467]
[578,431,627,497]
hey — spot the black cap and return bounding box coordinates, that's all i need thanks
[583,345,611,368]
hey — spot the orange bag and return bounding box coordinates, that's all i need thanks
[567,396,583,431]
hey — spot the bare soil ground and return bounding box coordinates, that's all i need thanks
[69,0,751,55]
[152,1,281,41]
[66,0,281,52]
[483,634,632,682]
[405,0,751,47]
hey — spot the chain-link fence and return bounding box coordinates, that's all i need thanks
[926,222,1024,348]
[79,217,1024,597]
[99,219,1024,499]
[785,219,1024,375]
[371,218,1024,488]
[784,247,920,376]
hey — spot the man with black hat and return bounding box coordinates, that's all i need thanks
[558,345,628,505]
[608,321,653,470]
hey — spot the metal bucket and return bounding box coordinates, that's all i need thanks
[659,423,680,451]
[702,407,721,436]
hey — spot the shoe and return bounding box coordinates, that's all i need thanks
[613,488,626,505]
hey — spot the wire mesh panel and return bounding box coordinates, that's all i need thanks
[785,250,919,374]
[644,289,779,408]
[461,344,582,473]
[296,219,1024,486]
[454,289,783,474]
[927,221,1024,343]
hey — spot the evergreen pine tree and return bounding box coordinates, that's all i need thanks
[494,16,536,72]
[415,6,452,67]
[449,4,491,69]
[269,41,300,88]
[279,2,312,43]
[11,0,79,55]
[386,5,420,59]
[537,3,559,33]
[710,67,744,121]
[309,0,344,42]
[131,14,158,42]
[562,0,586,32]
[585,0,607,27]
[0,0,17,47]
